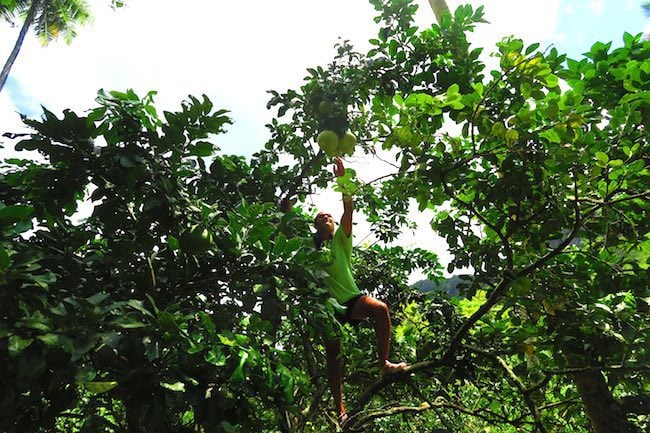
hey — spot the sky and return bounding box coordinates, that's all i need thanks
[1,0,648,281]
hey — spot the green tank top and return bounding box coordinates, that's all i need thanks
[321,226,361,304]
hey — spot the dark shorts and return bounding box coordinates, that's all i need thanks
[335,294,365,327]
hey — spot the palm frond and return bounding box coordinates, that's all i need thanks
[0,0,31,23]
[33,0,91,44]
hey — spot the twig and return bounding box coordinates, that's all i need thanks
[516,166,582,278]
[345,397,522,432]
[440,171,514,269]
[281,150,326,201]
[584,191,650,217]
[538,396,582,411]
[543,364,650,375]
[465,346,547,433]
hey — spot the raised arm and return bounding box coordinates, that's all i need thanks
[333,158,353,237]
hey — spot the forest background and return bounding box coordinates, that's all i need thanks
[0,1,648,433]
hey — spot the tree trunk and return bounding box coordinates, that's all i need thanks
[567,358,638,433]
[428,0,450,24]
[0,0,41,94]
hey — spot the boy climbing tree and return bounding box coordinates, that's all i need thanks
[284,157,407,427]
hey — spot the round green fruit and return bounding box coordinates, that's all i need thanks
[318,100,333,114]
[317,130,340,157]
[338,131,356,155]
[179,225,213,254]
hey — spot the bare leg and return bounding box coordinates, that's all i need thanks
[324,338,346,416]
[349,295,407,375]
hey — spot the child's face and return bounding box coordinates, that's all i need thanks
[315,212,335,236]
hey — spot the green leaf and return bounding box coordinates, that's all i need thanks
[277,364,295,403]
[505,129,519,145]
[29,271,57,288]
[126,299,155,317]
[595,152,609,164]
[161,381,185,392]
[594,303,612,314]
[114,316,148,329]
[0,204,34,221]
[446,83,460,97]
[8,335,34,357]
[543,74,559,88]
[75,366,97,383]
[204,347,227,366]
[36,333,61,346]
[230,349,249,382]
[190,141,214,157]
[0,245,11,270]
[82,381,118,394]
[405,93,436,107]
[87,292,110,305]
[511,276,532,294]
[525,42,540,55]
[540,128,561,144]
[218,333,238,347]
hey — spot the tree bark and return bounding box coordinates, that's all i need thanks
[427,0,450,24]
[0,0,41,94]
[567,358,638,433]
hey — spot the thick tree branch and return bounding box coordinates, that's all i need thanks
[353,359,447,410]
[444,274,514,358]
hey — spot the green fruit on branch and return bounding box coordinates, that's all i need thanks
[179,225,213,254]
[317,130,340,157]
[318,100,333,114]
[338,131,356,155]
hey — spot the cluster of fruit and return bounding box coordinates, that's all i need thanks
[304,80,358,158]
[316,129,356,157]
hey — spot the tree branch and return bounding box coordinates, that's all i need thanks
[465,346,547,433]
[584,191,650,217]
[281,150,326,201]
[538,396,582,412]
[543,364,650,375]
[516,166,582,278]
[353,358,447,410]
[345,397,526,432]
[441,171,514,270]
[444,274,514,358]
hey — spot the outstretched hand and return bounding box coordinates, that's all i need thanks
[333,157,345,177]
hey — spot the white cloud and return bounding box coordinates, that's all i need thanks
[625,0,635,11]
[588,0,606,16]
[564,5,576,15]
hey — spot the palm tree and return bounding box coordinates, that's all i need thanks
[428,0,450,24]
[0,0,92,94]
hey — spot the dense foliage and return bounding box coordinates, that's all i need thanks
[1,1,648,432]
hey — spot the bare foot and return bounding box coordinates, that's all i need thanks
[381,360,408,378]
[338,412,349,427]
